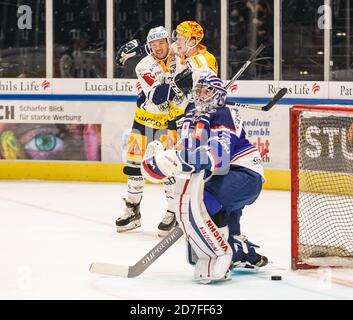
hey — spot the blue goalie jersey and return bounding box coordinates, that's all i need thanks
[178,103,265,181]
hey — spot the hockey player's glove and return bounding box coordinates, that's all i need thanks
[115,39,144,66]
[170,68,193,97]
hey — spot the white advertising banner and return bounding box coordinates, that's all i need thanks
[235,104,290,170]
[278,81,328,99]
[329,82,353,102]
[0,79,52,94]
[226,80,279,98]
[0,78,140,96]
[204,80,329,100]
[0,78,351,100]
[51,79,139,96]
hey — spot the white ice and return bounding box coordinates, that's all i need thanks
[0,181,352,300]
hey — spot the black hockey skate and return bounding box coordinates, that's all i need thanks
[116,198,141,232]
[157,210,177,237]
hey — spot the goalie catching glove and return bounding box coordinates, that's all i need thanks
[141,149,194,183]
[141,143,217,183]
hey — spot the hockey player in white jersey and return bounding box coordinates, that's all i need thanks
[116,26,192,236]
[141,72,268,278]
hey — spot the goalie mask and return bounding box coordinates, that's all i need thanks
[192,73,227,113]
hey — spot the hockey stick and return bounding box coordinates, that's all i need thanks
[89,226,184,277]
[225,87,288,112]
[225,44,266,90]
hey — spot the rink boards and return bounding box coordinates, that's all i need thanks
[1,79,353,191]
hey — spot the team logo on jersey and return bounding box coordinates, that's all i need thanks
[142,72,157,86]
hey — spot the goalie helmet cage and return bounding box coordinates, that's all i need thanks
[290,105,353,270]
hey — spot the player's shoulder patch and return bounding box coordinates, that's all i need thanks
[189,55,204,69]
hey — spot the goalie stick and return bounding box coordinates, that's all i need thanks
[89,226,184,277]
[225,87,288,112]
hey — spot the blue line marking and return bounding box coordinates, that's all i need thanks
[0,94,352,105]
[0,94,137,102]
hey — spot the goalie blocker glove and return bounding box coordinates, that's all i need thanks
[115,39,150,66]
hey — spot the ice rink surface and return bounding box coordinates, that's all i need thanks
[0,180,352,300]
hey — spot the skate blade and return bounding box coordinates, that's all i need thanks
[116,220,141,233]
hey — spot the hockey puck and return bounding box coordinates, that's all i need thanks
[271,275,282,281]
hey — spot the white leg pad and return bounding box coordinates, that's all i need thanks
[194,255,232,284]
[174,172,233,283]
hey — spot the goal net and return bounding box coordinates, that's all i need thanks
[291,105,353,269]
